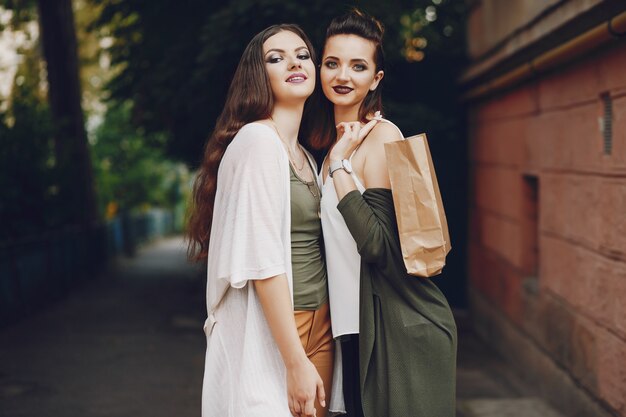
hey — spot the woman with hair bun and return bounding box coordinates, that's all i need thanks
[310,10,458,417]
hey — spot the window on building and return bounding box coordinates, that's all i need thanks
[522,175,539,295]
[600,92,613,155]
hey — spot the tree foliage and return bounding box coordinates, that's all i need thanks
[91,100,189,217]
[89,0,467,167]
[0,1,190,239]
[36,0,98,225]
[0,45,60,240]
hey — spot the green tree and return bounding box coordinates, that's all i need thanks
[1,0,197,241]
[91,100,187,217]
[37,0,97,225]
[89,0,467,167]
[0,46,57,239]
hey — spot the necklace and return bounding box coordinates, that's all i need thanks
[270,120,307,172]
[289,146,306,172]
[301,174,321,219]
[269,119,321,218]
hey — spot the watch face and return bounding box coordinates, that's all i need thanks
[342,159,353,174]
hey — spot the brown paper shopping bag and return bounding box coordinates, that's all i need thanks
[384,133,451,277]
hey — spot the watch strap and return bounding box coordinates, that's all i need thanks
[329,160,344,178]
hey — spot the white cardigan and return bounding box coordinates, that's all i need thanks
[202,123,344,417]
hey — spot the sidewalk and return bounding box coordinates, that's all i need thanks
[455,313,565,417]
[0,237,206,417]
[0,236,563,417]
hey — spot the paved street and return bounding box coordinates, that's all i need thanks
[0,238,205,417]
[455,314,565,417]
[0,237,563,417]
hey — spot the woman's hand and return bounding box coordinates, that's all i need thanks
[329,119,379,162]
[287,357,325,417]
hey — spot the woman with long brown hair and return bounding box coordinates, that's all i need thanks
[188,24,341,417]
[311,10,457,417]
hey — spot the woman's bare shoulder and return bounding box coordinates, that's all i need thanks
[361,121,401,188]
[366,120,402,146]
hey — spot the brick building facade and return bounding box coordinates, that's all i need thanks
[462,1,626,416]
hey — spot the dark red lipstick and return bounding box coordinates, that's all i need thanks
[332,86,353,94]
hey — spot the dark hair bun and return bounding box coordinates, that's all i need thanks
[327,8,385,42]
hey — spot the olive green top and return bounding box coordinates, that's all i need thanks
[290,162,328,310]
[337,188,457,417]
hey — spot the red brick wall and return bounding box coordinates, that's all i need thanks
[468,40,626,415]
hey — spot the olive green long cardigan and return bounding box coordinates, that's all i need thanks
[337,188,457,417]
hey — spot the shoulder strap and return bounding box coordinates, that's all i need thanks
[372,111,405,139]
[349,112,405,161]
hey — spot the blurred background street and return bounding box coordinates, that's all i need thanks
[0,238,204,417]
[1,0,625,416]
[0,236,565,417]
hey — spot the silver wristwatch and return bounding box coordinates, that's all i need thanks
[329,159,353,178]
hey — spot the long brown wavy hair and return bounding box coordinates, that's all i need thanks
[305,9,386,152]
[187,24,317,262]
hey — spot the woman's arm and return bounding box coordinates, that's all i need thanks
[254,275,325,417]
[328,120,379,200]
[332,122,402,263]
[219,127,324,416]
[336,189,392,263]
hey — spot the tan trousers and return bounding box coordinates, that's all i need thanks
[294,302,334,417]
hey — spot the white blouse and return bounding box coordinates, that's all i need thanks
[320,165,366,338]
[320,117,402,339]
[202,123,344,417]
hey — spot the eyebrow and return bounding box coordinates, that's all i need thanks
[264,46,309,56]
[324,56,369,65]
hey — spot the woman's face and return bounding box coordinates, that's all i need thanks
[321,34,383,110]
[263,30,315,104]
